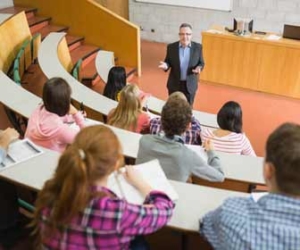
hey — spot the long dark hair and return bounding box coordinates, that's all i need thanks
[217,101,243,133]
[42,77,72,116]
[103,66,126,101]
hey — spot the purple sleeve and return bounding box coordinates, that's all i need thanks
[120,191,175,236]
[149,118,161,135]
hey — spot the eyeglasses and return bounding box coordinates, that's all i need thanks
[179,33,192,36]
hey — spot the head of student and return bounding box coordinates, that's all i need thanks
[42,77,72,117]
[179,23,193,47]
[108,84,141,130]
[264,123,300,197]
[33,125,123,240]
[161,97,192,138]
[168,91,187,102]
[217,101,243,133]
[103,66,126,100]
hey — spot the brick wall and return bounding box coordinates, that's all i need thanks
[129,0,300,43]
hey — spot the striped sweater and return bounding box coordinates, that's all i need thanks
[201,128,256,156]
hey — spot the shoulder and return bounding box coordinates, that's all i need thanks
[201,127,212,137]
[140,134,155,143]
[168,42,179,49]
[203,196,252,225]
[191,41,201,48]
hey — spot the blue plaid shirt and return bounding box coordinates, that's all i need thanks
[149,116,201,145]
[200,194,300,250]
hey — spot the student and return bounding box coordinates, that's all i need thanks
[201,101,256,156]
[107,84,150,133]
[25,77,85,152]
[103,66,126,101]
[32,125,174,249]
[150,91,202,145]
[200,123,300,250]
[136,98,224,183]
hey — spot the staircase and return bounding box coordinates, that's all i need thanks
[0,6,136,96]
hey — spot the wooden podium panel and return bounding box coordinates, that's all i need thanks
[201,31,300,98]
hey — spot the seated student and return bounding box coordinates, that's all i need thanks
[150,91,201,145]
[0,128,28,249]
[107,84,150,133]
[200,123,300,250]
[32,125,174,250]
[25,77,85,152]
[136,98,224,183]
[103,66,126,101]
[201,101,256,156]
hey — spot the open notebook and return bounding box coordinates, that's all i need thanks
[0,139,44,171]
[107,159,179,205]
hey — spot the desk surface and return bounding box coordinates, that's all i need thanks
[0,151,248,232]
[0,13,12,24]
[0,71,41,118]
[38,32,117,116]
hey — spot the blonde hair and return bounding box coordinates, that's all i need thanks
[32,125,123,247]
[168,91,187,102]
[108,84,142,131]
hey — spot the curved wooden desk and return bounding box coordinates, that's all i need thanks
[38,32,118,116]
[95,48,219,128]
[0,71,264,185]
[0,152,248,232]
[201,31,300,99]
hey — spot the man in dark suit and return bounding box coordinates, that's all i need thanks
[159,23,205,106]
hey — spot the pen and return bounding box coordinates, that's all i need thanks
[80,102,85,113]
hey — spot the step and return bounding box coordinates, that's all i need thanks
[27,16,51,34]
[0,6,37,19]
[66,35,85,51]
[82,74,101,86]
[81,59,98,81]
[31,24,69,40]
[27,15,51,27]
[70,44,100,66]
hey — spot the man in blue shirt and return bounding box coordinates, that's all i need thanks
[200,123,300,250]
[159,23,205,106]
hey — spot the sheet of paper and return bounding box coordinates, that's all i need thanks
[0,139,44,170]
[107,159,179,204]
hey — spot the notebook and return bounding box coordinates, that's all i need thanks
[0,139,44,171]
[107,159,179,204]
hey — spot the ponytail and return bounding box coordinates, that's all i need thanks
[33,125,123,246]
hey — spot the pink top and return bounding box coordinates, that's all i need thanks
[25,105,85,152]
[201,128,256,156]
[107,110,150,133]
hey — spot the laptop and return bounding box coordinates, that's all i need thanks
[283,24,300,40]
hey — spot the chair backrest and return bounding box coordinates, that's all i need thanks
[95,50,115,83]
[31,33,41,62]
[71,59,83,81]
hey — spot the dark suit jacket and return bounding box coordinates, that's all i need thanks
[164,41,205,95]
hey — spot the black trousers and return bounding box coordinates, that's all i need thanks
[168,81,195,106]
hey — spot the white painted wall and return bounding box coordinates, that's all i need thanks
[0,0,13,8]
[129,0,300,43]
